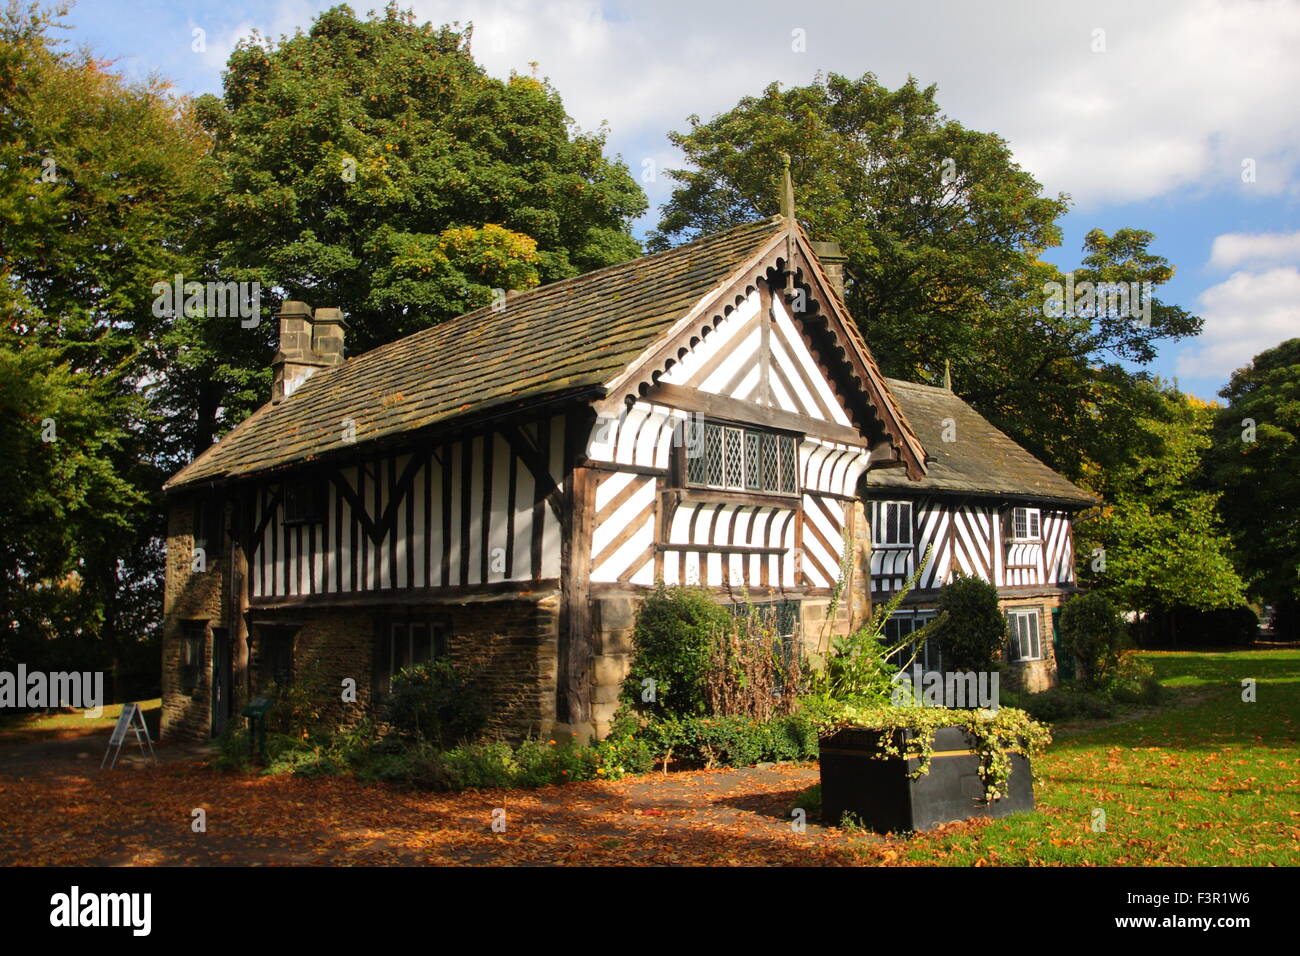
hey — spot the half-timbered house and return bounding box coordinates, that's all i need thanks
[159,207,1090,743]
[867,379,1097,691]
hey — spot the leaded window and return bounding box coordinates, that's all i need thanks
[873,501,913,546]
[686,422,798,495]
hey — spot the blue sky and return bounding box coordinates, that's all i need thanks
[60,0,1300,401]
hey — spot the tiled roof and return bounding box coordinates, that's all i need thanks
[166,217,788,489]
[868,379,1098,507]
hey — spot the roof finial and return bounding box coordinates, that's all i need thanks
[943,359,952,391]
[780,152,795,221]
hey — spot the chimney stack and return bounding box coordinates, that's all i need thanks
[810,240,849,302]
[272,301,348,404]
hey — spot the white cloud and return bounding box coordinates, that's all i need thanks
[1177,267,1300,377]
[170,0,1300,212]
[1209,231,1300,270]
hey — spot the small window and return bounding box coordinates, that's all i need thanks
[257,626,296,688]
[1012,506,1041,541]
[882,611,939,673]
[1008,609,1042,661]
[730,600,800,639]
[729,601,801,695]
[686,422,798,496]
[180,623,205,696]
[193,496,223,555]
[284,479,326,525]
[873,501,913,547]
[379,617,451,693]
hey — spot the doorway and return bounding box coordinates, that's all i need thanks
[210,626,232,737]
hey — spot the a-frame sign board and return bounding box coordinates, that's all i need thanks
[101,702,157,769]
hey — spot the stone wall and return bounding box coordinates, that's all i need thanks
[241,593,560,741]
[1000,593,1065,693]
[160,495,228,742]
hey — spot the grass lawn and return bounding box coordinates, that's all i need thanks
[854,649,1300,865]
[0,698,161,744]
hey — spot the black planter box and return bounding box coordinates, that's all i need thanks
[819,725,1034,833]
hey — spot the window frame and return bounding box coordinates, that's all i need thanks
[873,500,914,548]
[193,495,224,556]
[180,622,206,696]
[683,420,800,498]
[1011,506,1042,542]
[883,610,939,673]
[1008,608,1043,662]
[376,613,452,695]
[283,478,327,526]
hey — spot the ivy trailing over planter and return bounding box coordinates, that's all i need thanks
[821,703,1052,800]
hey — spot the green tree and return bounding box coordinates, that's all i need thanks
[1057,592,1126,686]
[200,2,646,359]
[1076,381,1246,621]
[0,1,207,693]
[650,73,1199,481]
[1205,338,1300,621]
[931,573,1006,673]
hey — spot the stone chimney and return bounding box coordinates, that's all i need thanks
[810,240,849,301]
[271,301,348,404]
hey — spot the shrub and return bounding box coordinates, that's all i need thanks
[622,585,730,718]
[384,659,487,748]
[1059,592,1127,686]
[704,607,804,720]
[1011,687,1116,722]
[810,544,945,705]
[932,572,1007,672]
[632,711,822,772]
[263,677,324,739]
[1102,652,1164,705]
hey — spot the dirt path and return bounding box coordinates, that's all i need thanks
[0,728,857,866]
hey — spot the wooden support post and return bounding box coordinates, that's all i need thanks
[557,408,596,729]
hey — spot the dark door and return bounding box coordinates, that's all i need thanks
[211,626,232,737]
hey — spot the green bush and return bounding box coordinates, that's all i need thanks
[1011,687,1116,722]
[1102,653,1164,705]
[632,711,822,771]
[384,659,487,747]
[622,585,730,718]
[931,572,1007,672]
[1059,592,1127,686]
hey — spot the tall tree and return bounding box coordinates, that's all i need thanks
[199,2,647,361]
[651,73,1200,479]
[1205,338,1300,617]
[0,1,208,692]
[1074,382,1246,618]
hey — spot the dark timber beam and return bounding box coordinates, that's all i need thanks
[645,382,868,448]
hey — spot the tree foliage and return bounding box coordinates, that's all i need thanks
[650,72,1200,481]
[1057,592,1126,686]
[1205,338,1300,608]
[0,1,205,690]
[1075,381,1246,615]
[200,2,646,356]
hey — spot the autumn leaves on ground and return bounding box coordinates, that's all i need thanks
[1,650,1296,866]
